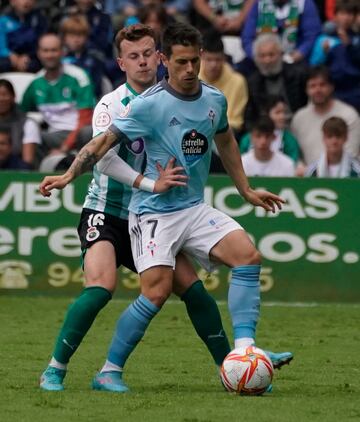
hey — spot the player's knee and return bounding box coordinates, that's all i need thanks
[142,285,171,307]
[238,248,261,266]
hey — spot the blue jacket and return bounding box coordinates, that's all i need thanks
[242,0,321,60]
[0,8,47,72]
[326,38,360,111]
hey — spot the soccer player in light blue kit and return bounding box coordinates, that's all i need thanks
[41,22,293,392]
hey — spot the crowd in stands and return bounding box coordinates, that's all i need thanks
[0,0,359,178]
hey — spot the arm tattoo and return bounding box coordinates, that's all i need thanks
[67,130,117,178]
[69,149,99,177]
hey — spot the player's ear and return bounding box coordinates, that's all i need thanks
[160,52,168,68]
[117,56,126,72]
[155,50,161,66]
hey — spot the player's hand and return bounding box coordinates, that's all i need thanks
[242,187,285,213]
[154,157,188,193]
[39,174,72,197]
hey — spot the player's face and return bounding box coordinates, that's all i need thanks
[117,36,159,92]
[201,51,224,82]
[306,76,333,106]
[162,44,201,95]
[37,35,63,71]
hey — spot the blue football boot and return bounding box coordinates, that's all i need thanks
[40,366,66,391]
[265,350,293,369]
[92,371,129,393]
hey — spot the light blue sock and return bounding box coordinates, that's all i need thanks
[107,294,160,367]
[228,265,261,340]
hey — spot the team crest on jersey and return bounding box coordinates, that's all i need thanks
[120,103,131,118]
[181,129,208,163]
[95,111,111,127]
[86,226,100,242]
[147,240,157,256]
[126,137,145,155]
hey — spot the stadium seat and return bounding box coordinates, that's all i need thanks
[0,72,36,102]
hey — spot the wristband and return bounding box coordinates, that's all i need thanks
[139,177,155,192]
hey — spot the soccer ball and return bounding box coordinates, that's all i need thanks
[220,346,273,395]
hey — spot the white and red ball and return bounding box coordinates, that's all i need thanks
[220,346,274,395]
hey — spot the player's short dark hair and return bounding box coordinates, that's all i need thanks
[114,23,156,55]
[202,31,224,54]
[251,116,275,135]
[161,22,202,58]
[322,117,348,138]
[306,65,333,85]
[0,79,15,96]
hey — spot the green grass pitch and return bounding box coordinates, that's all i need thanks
[0,297,359,422]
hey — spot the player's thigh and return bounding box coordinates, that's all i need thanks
[173,252,198,297]
[83,240,117,291]
[140,265,174,307]
[210,230,261,267]
[128,211,186,274]
[78,208,123,292]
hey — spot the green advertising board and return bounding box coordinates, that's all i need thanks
[0,172,359,301]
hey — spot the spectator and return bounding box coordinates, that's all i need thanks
[0,78,41,168]
[104,1,190,31]
[138,3,174,80]
[21,33,96,157]
[240,94,301,163]
[242,0,321,63]
[325,2,360,111]
[0,0,48,73]
[244,33,308,128]
[0,126,32,170]
[191,0,256,34]
[199,31,248,137]
[291,65,360,166]
[310,0,357,65]
[241,116,296,176]
[306,116,360,177]
[60,14,106,99]
[53,0,117,82]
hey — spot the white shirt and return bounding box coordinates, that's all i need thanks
[242,149,295,176]
[291,99,360,164]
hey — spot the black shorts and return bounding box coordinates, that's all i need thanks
[77,208,136,272]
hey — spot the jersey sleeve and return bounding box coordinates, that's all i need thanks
[109,96,151,143]
[216,94,229,134]
[92,96,117,136]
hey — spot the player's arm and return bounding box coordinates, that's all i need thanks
[39,128,117,196]
[214,128,285,212]
[97,149,187,193]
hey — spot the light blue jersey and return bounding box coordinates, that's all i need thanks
[110,79,229,214]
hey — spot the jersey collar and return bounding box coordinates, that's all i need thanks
[160,78,202,101]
